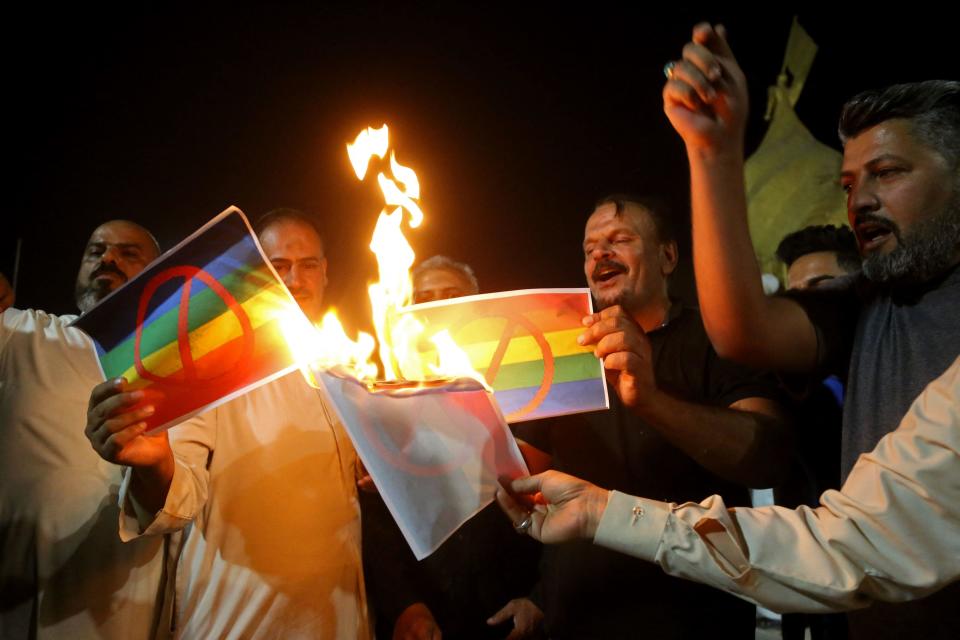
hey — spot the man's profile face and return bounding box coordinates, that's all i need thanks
[583,202,675,312]
[786,251,849,291]
[841,118,960,284]
[259,219,328,322]
[74,221,159,313]
[413,268,474,304]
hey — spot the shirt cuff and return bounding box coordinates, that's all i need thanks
[118,462,194,541]
[593,491,671,562]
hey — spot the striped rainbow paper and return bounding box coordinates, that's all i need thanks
[398,289,608,422]
[74,207,301,432]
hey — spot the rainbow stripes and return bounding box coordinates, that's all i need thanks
[75,207,299,432]
[401,289,608,422]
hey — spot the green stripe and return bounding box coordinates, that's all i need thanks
[99,264,277,376]
[481,352,600,392]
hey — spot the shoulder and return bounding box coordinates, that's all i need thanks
[2,307,81,344]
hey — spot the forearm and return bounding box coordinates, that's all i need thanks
[596,360,960,612]
[637,390,790,487]
[688,149,818,371]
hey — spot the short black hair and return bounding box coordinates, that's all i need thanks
[776,224,860,273]
[593,193,679,245]
[254,208,325,254]
[838,80,960,169]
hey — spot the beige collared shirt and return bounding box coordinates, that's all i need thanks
[119,370,371,639]
[0,308,166,639]
[594,355,960,613]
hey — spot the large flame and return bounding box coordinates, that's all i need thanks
[280,123,488,390]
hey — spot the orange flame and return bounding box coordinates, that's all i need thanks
[281,123,489,390]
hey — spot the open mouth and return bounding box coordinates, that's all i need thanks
[592,261,626,284]
[855,218,894,252]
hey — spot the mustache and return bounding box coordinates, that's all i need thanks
[90,263,127,284]
[592,259,627,280]
[855,212,902,239]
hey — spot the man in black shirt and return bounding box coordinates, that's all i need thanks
[522,194,791,638]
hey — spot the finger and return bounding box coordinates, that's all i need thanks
[100,404,155,435]
[681,41,722,83]
[90,391,149,428]
[495,486,529,525]
[106,421,149,449]
[692,22,736,61]
[486,602,514,625]
[578,315,634,347]
[593,331,630,360]
[672,59,717,103]
[88,377,125,410]
[663,77,709,114]
[99,422,147,459]
[601,351,643,375]
[581,304,629,327]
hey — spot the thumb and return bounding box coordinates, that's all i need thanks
[486,601,514,625]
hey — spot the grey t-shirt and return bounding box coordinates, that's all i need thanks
[792,264,960,478]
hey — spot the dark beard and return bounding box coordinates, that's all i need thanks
[74,265,127,313]
[862,192,960,285]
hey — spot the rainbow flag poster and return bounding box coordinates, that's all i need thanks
[74,206,303,432]
[397,288,608,422]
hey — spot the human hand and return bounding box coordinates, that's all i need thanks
[496,471,610,544]
[356,459,379,493]
[578,306,657,413]
[84,377,171,469]
[487,598,544,640]
[393,603,441,640]
[663,23,748,156]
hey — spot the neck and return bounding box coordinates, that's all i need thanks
[631,296,672,333]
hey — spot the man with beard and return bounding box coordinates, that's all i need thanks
[517,194,791,638]
[662,23,960,639]
[85,209,371,639]
[0,221,165,639]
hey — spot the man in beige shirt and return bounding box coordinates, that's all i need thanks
[498,355,960,614]
[1,221,165,639]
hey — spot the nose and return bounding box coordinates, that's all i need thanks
[100,245,122,266]
[847,180,880,219]
[284,265,303,292]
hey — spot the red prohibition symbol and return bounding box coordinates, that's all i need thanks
[477,312,555,421]
[133,266,255,385]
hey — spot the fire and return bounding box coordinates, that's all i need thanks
[279,123,489,390]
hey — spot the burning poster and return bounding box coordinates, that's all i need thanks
[312,368,528,559]
[398,289,609,422]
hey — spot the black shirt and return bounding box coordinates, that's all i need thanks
[522,304,783,639]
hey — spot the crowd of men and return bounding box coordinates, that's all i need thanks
[2,21,958,640]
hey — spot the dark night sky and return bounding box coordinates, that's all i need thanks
[5,4,953,333]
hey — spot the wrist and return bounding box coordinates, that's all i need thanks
[686,141,745,165]
[583,487,612,539]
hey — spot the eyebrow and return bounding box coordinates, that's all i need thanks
[840,153,908,177]
[86,241,146,252]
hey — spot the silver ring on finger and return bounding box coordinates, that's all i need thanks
[514,513,533,534]
[663,61,677,80]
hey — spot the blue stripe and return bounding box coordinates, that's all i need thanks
[494,378,607,422]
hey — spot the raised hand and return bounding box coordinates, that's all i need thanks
[663,23,748,155]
